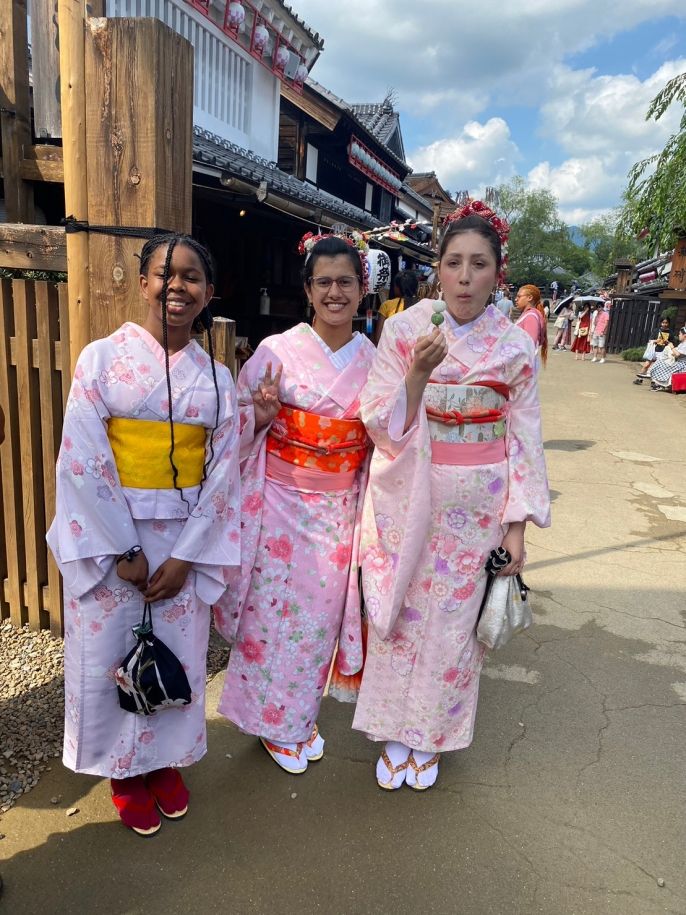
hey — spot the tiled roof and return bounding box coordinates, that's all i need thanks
[350,103,399,147]
[192,127,382,229]
[275,0,324,49]
[305,78,408,172]
[400,183,433,213]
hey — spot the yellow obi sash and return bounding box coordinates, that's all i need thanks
[266,406,369,473]
[107,417,206,489]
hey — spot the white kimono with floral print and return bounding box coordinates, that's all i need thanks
[353,302,550,753]
[47,323,240,778]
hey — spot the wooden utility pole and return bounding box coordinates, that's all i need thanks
[431,200,441,249]
[58,0,91,372]
[85,17,193,341]
[0,0,35,221]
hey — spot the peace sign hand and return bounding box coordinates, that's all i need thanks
[253,361,283,431]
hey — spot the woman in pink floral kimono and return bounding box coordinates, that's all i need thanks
[48,235,240,835]
[215,235,375,775]
[353,202,551,790]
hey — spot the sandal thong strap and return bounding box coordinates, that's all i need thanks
[262,738,304,759]
[380,748,409,777]
[408,753,441,774]
[306,723,319,748]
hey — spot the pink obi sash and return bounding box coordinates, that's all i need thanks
[431,438,506,465]
[266,452,357,492]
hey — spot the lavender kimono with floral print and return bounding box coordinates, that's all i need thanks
[353,302,550,753]
[47,323,240,778]
[215,323,375,743]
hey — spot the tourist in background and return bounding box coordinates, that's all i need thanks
[515,284,548,366]
[374,270,419,345]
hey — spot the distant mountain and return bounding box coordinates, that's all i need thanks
[567,225,585,246]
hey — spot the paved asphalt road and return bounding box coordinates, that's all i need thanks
[1,344,685,914]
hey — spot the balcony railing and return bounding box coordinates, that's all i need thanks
[107,0,252,149]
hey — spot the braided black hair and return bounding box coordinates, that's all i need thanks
[139,233,221,512]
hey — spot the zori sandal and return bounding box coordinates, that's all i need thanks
[260,737,308,774]
[376,744,411,790]
[304,723,325,762]
[145,767,189,819]
[406,752,441,791]
[111,775,161,837]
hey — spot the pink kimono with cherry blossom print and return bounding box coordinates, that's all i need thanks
[215,323,375,743]
[47,323,240,778]
[353,301,550,754]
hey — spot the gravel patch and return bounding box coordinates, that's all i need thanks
[0,619,230,813]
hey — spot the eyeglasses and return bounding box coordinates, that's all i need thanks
[309,276,359,291]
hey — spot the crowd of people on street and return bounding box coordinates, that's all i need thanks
[47,201,551,837]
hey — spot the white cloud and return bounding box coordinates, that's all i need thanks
[540,60,686,157]
[408,118,520,192]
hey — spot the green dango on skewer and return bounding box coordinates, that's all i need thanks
[431,299,446,326]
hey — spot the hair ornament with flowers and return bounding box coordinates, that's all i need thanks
[443,199,510,245]
[298,229,371,292]
[442,199,511,282]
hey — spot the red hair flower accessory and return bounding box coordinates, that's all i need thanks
[443,199,510,246]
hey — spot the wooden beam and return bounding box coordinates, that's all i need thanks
[85,17,193,341]
[20,157,65,183]
[58,0,91,372]
[281,83,341,133]
[0,225,67,272]
[0,0,35,220]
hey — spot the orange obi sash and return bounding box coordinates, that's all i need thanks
[266,406,369,473]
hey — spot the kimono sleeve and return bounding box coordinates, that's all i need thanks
[46,345,139,596]
[235,344,284,466]
[170,368,241,601]
[502,348,551,529]
[361,317,425,456]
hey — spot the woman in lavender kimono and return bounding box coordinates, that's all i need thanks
[48,235,240,835]
[215,234,375,775]
[354,202,551,790]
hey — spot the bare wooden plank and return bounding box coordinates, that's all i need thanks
[59,0,91,374]
[20,158,65,183]
[0,224,67,272]
[58,284,72,408]
[281,83,340,132]
[35,281,64,634]
[0,280,26,625]
[85,18,193,341]
[31,0,62,138]
[13,280,47,629]
[0,0,35,220]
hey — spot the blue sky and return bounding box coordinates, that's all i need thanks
[294,2,686,225]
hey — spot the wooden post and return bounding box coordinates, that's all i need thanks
[431,200,441,249]
[58,0,91,373]
[85,18,193,342]
[668,235,686,292]
[0,0,35,221]
[614,258,633,294]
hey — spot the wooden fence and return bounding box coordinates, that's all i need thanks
[0,278,69,634]
[606,296,661,354]
[0,276,235,635]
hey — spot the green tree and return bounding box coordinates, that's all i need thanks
[497,178,591,287]
[579,213,649,278]
[620,70,686,251]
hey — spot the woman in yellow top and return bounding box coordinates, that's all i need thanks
[374,270,419,344]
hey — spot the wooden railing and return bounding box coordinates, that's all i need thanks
[0,275,235,635]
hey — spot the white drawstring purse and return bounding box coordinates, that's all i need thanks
[476,548,532,650]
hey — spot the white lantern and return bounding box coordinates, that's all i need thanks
[367,249,392,293]
[253,22,269,54]
[275,44,290,70]
[227,1,245,32]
